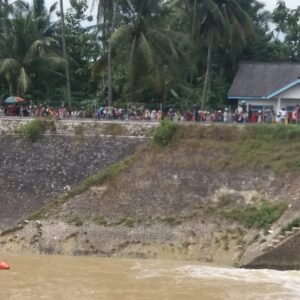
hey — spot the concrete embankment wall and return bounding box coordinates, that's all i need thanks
[0,118,158,137]
[244,231,300,270]
[0,119,154,231]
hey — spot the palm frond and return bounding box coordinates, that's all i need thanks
[25,37,59,63]
[138,32,154,70]
[37,56,66,69]
[0,59,20,74]
[109,25,131,47]
[18,67,31,93]
[91,54,108,79]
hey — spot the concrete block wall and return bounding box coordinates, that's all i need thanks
[0,118,158,137]
[0,134,145,230]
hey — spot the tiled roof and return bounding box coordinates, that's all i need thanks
[228,62,300,98]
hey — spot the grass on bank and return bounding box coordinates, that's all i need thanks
[153,123,300,173]
[281,217,300,234]
[223,201,288,231]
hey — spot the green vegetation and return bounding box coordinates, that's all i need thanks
[243,125,300,142]
[65,159,130,199]
[160,211,201,226]
[0,224,24,236]
[114,217,135,227]
[103,123,125,136]
[74,125,85,136]
[163,216,183,226]
[281,217,300,234]
[20,118,55,141]
[231,125,300,172]
[153,119,178,146]
[223,201,288,231]
[0,0,296,110]
[216,193,232,208]
[170,125,300,173]
[93,216,108,226]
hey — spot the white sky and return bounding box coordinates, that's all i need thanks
[31,0,300,16]
[41,0,300,13]
[55,0,299,11]
[263,0,299,11]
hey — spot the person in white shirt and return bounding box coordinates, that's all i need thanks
[279,108,287,124]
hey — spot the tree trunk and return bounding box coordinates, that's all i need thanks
[9,83,13,96]
[107,43,113,107]
[130,35,138,103]
[0,0,9,37]
[192,0,197,37]
[189,0,197,84]
[59,0,71,110]
[201,40,213,110]
[107,1,117,108]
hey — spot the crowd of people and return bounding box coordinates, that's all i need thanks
[1,102,300,124]
[0,105,86,119]
[192,107,295,124]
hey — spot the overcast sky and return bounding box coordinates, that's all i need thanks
[263,0,298,11]
[43,0,300,11]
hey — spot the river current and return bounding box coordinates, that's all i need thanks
[0,254,300,299]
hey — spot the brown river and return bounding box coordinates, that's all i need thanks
[1,254,300,299]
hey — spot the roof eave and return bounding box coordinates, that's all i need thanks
[228,96,266,100]
[266,79,300,99]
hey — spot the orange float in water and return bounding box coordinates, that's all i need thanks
[0,261,10,270]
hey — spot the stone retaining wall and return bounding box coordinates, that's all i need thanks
[0,134,145,230]
[0,118,158,137]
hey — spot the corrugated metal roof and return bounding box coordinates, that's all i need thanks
[228,62,300,98]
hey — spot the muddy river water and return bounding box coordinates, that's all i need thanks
[0,254,300,299]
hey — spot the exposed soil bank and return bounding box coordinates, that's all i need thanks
[2,124,300,268]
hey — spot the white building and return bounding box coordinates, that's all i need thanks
[228,62,300,113]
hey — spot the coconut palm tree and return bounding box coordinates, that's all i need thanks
[0,0,28,38]
[0,0,64,96]
[106,0,190,102]
[189,0,251,108]
[93,0,124,107]
[59,0,72,109]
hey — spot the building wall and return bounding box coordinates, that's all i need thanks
[277,83,300,99]
[238,99,300,113]
[238,99,275,112]
[237,84,300,113]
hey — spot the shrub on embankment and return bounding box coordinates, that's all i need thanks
[19,118,56,141]
[223,201,288,231]
[153,119,178,146]
[281,217,300,234]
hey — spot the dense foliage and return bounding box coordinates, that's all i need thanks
[154,119,178,146]
[20,118,55,140]
[0,0,296,110]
